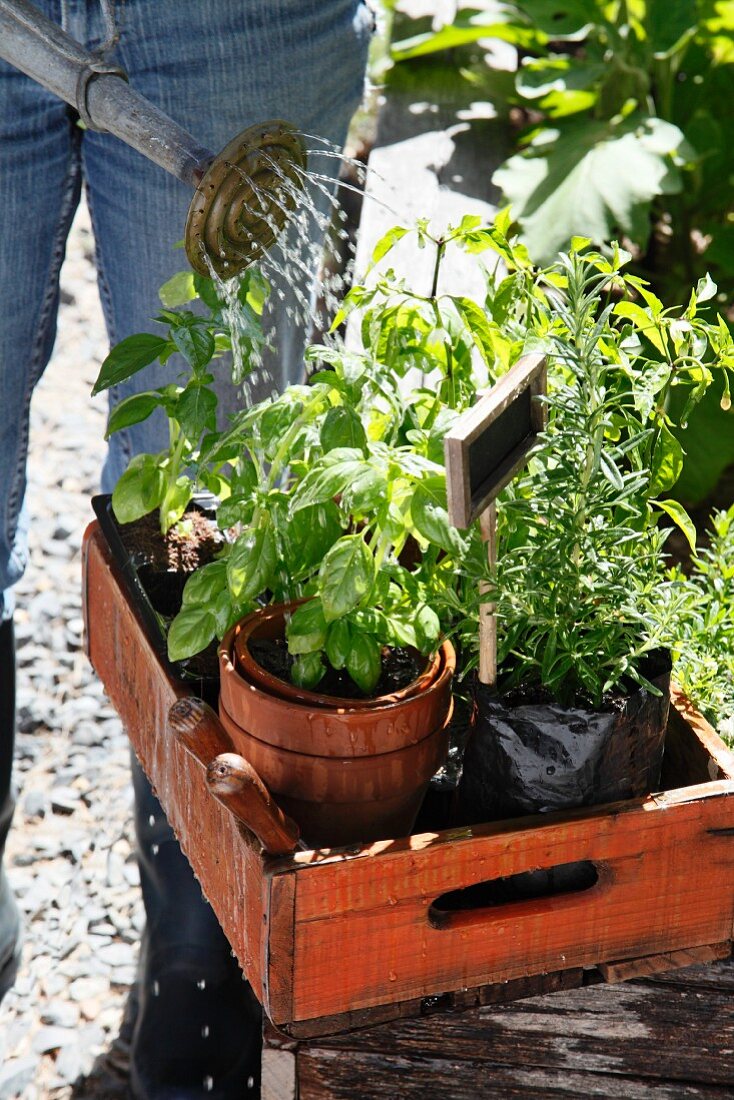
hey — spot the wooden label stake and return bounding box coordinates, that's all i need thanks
[445,353,547,686]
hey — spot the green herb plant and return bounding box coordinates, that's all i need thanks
[92,267,269,534]
[165,378,453,692]
[452,238,734,706]
[167,217,497,689]
[656,506,734,742]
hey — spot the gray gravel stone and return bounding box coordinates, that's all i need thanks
[22,789,48,818]
[40,1003,81,1028]
[0,1057,39,1099]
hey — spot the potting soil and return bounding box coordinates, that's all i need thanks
[249,637,422,700]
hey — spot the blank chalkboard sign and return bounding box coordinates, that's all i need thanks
[444,353,547,528]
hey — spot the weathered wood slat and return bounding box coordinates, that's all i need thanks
[297,1056,734,1099]
[598,942,731,983]
[648,957,734,990]
[291,960,734,1097]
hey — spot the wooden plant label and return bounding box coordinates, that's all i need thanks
[444,352,547,530]
[444,353,547,685]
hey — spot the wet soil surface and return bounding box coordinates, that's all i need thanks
[249,637,423,699]
[118,508,222,576]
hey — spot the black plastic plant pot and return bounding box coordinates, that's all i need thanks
[91,494,220,696]
[456,650,673,826]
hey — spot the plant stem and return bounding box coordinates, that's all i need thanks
[430,239,445,300]
[429,238,457,407]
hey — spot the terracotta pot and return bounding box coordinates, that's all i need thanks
[232,602,443,708]
[219,613,456,756]
[218,604,456,846]
[218,700,453,847]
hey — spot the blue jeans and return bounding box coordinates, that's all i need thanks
[0,0,371,620]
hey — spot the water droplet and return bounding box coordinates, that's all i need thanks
[247,1077,255,1090]
[152,980,160,996]
[203,1075,214,1091]
[388,970,397,982]
[201,1024,210,1038]
[388,895,397,906]
[148,814,156,826]
[197,979,207,990]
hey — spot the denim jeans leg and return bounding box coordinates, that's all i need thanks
[0,63,82,623]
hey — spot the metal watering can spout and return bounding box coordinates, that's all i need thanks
[0,0,307,278]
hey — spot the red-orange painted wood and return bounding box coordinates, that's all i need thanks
[287,784,734,1019]
[82,521,734,1030]
[82,524,270,1000]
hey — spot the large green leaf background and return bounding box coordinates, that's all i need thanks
[493,115,684,264]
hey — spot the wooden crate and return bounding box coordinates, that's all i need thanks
[83,522,734,1037]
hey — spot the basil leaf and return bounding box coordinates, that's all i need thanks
[346,633,381,694]
[342,465,388,514]
[319,536,374,622]
[320,405,368,454]
[325,618,352,670]
[286,601,328,655]
[282,501,343,575]
[175,382,218,440]
[111,456,165,524]
[93,334,169,395]
[291,651,325,689]
[292,449,366,511]
[160,477,194,534]
[167,605,217,662]
[411,476,467,555]
[172,323,215,372]
[414,604,441,652]
[182,560,228,606]
[227,521,276,601]
[106,391,163,439]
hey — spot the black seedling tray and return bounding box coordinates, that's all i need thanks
[92,494,219,697]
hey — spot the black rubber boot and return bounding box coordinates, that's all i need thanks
[130,756,262,1099]
[0,617,22,1003]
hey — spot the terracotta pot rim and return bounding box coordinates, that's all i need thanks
[221,603,455,711]
[219,698,454,769]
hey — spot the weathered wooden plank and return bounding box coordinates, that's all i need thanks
[263,869,297,1024]
[83,523,268,999]
[599,942,732,983]
[666,690,734,782]
[291,971,734,1096]
[645,956,734,990]
[289,787,734,1020]
[297,1053,733,1100]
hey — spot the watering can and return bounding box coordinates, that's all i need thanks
[0,0,307,278]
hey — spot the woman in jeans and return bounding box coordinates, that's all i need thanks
[0,1,371,1095]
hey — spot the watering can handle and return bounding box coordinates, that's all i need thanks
[168,697,301,858]
[0,0,213,185]
[0,0,307,276]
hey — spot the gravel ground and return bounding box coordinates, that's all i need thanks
[1,204,139,1099]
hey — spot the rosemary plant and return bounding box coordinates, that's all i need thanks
[460,242,734,707]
